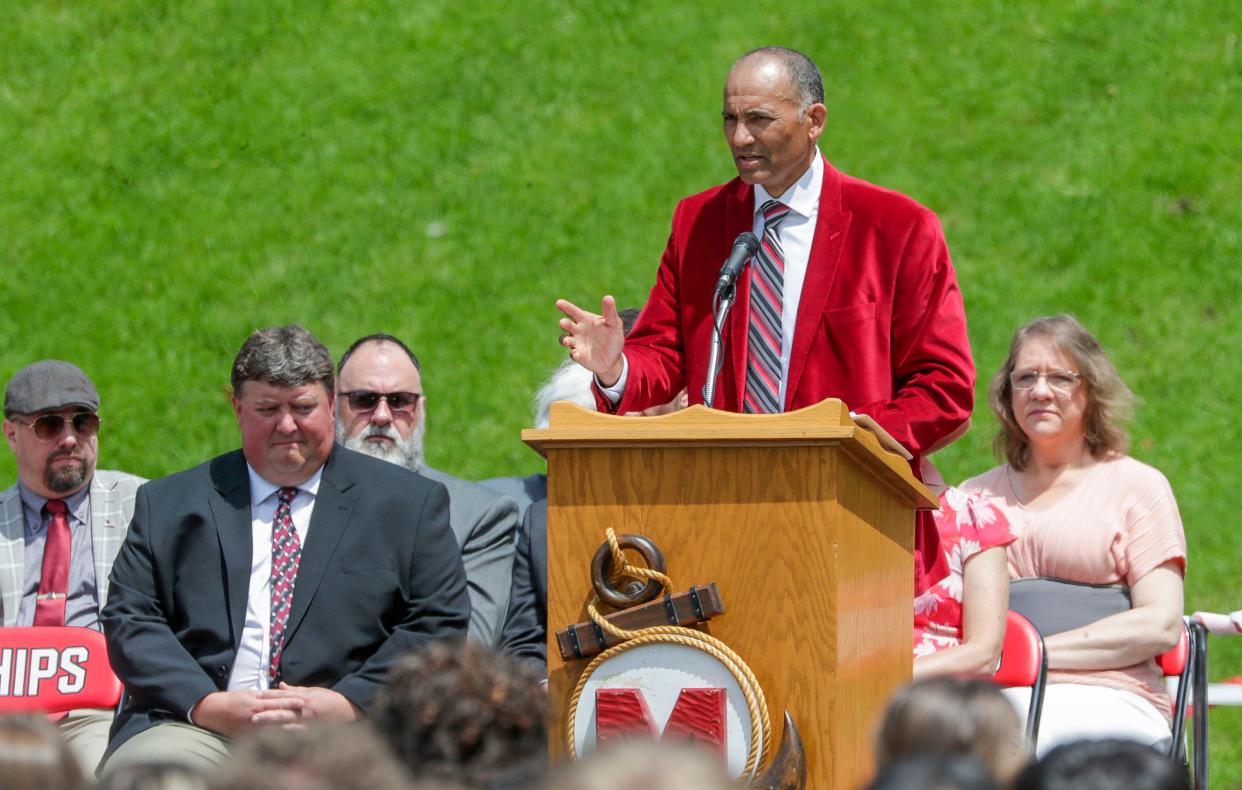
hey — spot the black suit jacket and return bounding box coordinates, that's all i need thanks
[101,445,469,754]
[498,498,546,669]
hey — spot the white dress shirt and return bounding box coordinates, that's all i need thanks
[601,150,824,407]
[225,464,322,691]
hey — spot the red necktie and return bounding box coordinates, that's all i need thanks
[34,499,71,626]
[743,199,792,414]
[268,487,302,683]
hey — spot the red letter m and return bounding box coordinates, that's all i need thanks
[594,688,726,756]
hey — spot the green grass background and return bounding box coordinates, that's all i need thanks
[2,0,1239,780]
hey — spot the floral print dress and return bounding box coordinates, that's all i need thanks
[913,487,1016,657]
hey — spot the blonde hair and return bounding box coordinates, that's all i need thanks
[988,314,1134,471]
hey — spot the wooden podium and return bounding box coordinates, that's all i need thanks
[522,399,937,789]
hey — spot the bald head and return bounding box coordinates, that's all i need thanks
[731,46,824,115]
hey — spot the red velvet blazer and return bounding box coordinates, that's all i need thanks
[598,157,975,458]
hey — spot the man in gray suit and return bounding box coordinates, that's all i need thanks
[334,334,517,646]
[1,360,145,774]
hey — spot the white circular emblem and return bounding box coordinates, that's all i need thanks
[572,643,761,778]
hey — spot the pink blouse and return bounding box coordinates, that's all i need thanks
[961,455,1187,719]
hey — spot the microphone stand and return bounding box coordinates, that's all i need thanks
[702,286,737,409]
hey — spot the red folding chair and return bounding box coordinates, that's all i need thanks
[994,610,1047,748]
[1162,619,1207,790]
[998,616,1199,785]
[0,626,123,715]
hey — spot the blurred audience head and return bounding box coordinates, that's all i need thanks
[989,314,1133,470]
[875,676,1028,786]
[866,752,997,790]
[0,714,86,790]
[335,333,426,471]
[544,740,737,790]
[99,762,208,790]
[1014,738,1189,790]
[372,640,549,788]
[210,722,412,790]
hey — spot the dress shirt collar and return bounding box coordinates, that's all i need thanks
[246,463,324,508]
[753,148,823,220]
[18,480,90,534]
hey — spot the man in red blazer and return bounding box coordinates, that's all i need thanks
[558,46,974,459]
[557,47,974,591]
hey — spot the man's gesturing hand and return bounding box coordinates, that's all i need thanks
[556,295,626,387]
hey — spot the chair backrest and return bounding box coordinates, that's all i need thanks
[1158,623,1190,677]
[995,610,1043,686]
[0,626,123,714]
[994,610,1047,747]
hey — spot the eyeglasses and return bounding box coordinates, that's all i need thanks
[341,391,422,415]
[10,412,102,441]
[1010,369,1082,393]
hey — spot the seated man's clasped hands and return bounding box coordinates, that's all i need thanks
[962,314,1186,754]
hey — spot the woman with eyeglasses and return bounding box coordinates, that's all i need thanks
[961,314,1187,755]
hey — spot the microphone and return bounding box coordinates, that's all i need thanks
[704,232,757,407]
[713,232,760,295]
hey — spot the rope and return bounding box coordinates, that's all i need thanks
[566,529,773,777]
[604,528,672,592]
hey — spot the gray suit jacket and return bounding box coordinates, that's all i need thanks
[420,466,518,646]
[479,473,547,521]
[0,469,146,627]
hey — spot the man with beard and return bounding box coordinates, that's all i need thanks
[1,360,145,774]
[334,334,517,646]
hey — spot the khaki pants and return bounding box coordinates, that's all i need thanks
[58,708,114,777]
[99,721,231,778]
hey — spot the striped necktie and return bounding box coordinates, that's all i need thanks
[743,199,793,414]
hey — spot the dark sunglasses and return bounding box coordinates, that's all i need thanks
[11,412,102,441]
[341,390,422,415]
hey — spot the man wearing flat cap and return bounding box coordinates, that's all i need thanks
[1,360,146,774]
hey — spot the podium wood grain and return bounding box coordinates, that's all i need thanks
[525,400,935,789]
